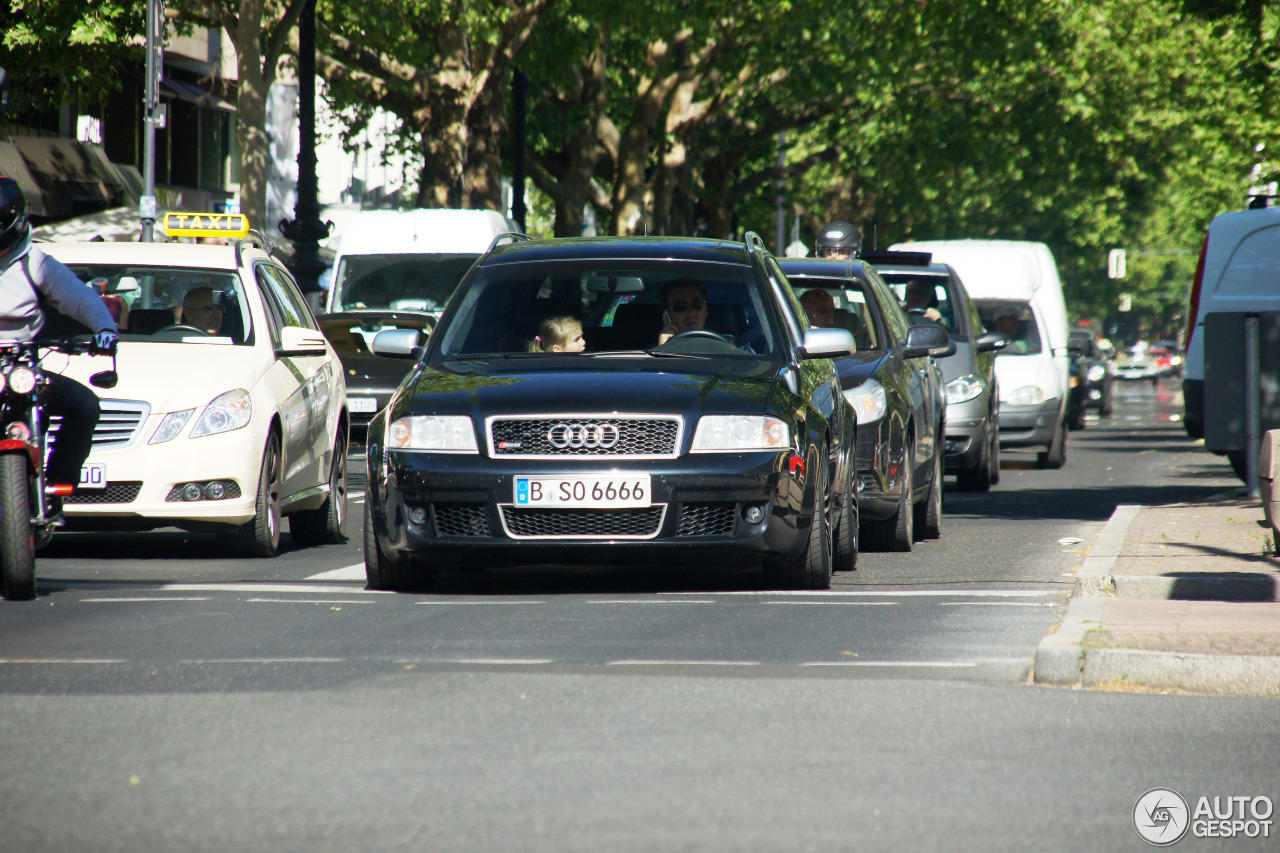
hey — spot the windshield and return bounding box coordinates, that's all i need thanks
[975,299,1041,355]
[331,253,478,313]
[67,264,252,345]
[433,261,781,359]
[880,272,958,332]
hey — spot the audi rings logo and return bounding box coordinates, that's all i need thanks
[548,422,620,450]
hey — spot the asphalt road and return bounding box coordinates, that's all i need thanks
[4,376,1277,852]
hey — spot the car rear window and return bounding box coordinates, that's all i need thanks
[331,253,478,313]
[433,261,780,358]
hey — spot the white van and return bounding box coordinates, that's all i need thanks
[891,239,1071,468]
[1181,205,1280,449]
[325,208,517,316]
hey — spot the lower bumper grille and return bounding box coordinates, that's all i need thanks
[677,502,736,536]
[67,481,143,504]
[499,505,666,539]
[433,503,492,537]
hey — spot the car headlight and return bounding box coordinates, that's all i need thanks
[389,415,478,452]
[843,380,887,425]
[1086,364,1106,383]
[190,390,253,437]
[1005,385,1046,406]
[149,409,196,444]
[945,374,985,405]
[690,416,789,452]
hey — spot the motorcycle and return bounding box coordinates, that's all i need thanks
[0,337,116,600]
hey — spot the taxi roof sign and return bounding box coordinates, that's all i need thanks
[162,212,251,240]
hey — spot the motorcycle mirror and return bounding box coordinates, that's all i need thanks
[90,370,118,389]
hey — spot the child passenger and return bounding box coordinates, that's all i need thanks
[527,316,586,353]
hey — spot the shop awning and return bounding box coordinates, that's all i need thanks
[1,137,126,219]
[161,78,237,113]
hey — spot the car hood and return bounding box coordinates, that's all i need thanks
[395,357,781,419]
[339,352,417,394]
[50,342,270,411]
[834,351,889,387]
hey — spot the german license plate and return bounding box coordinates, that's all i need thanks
[78,463,106,490]
[513,474,650,508]
[348,397,378,413]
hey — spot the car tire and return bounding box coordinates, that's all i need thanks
[1100,383,1114,416]
[988,419,1001,485]
[232,432,283,558]
[915,446,942,539]
[290,432,349,547]
[1068,402,1086,431]
[763,463,832,590]
[956,429,992,493]
[363,503,437,592]
[1036,418,1067,470]
[0,453,35,601]
[833,471,859,572]
[866,442,913,552]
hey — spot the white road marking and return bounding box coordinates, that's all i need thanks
[938,601,1057,607]
[682,589,1058,598]
[245,598,372,604]
[156,583,390,594]
[305,564,366,581]
[415,600,548,606]
[799,661,979,668]
[187,658,347,664]
[587,599,716,605]
[762,601,896,606]
[81,597,211,603]
[0,658,126,664]
[606,660,761,667]
[436,658,555,666]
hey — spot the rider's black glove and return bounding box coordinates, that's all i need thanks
[92,330,119,356]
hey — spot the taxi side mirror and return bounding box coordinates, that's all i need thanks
[278,325,327,356]
[371,328,422,359]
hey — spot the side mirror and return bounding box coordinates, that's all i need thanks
[90,371,118,389]
[371,328,423,359]
[1067,340,1086,357]
[278,325,328,356]
[975,331,1009,353]
[800,327,855,360]
[902,323,951,359]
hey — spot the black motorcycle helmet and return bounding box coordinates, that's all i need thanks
[0,176,30,258]
[815,220,862,259]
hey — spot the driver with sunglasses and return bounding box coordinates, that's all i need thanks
[657,278,755,352]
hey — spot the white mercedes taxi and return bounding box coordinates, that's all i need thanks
[41,215,350,556]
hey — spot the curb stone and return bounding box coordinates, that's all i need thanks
[1033,598,1103,685]
[1082,649,1280,697]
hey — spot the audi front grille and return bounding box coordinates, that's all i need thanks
[498,505,667,539]
[486,414,683,459]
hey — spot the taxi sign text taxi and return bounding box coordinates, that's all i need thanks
[162,212,250,239]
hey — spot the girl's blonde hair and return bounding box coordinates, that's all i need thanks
[527,315,583,352]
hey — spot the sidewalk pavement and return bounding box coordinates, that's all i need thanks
[1035,494,1280,696]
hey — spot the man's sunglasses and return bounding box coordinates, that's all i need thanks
[670,298,706,313]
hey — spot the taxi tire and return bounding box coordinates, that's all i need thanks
[0,453,35,601]
[290,433,348,546]
[363,502,436,592]
[763,463,832,590]
[232,433,283,558]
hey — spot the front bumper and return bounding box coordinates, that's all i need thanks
[995,397,1061,447]
[369,448,812,568]
[63,421,267,530]
[943,397,989,472]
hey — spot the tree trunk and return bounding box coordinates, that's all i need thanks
[464,80,508,211]
[234,0,270,227]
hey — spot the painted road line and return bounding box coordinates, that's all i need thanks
[587,599,716,605]
[799,661,979,668]
[0,658,127,664]
[938,601,1057,607]
[606,660,762,667]
[157,583,391,594]
[762,601,896,606]
[305,564,367,581]
[397,658,555,666]
[415,600,549,606]
[187,658,348,664]
[245,598,373,604]
[680,589,1059,598]
[81,597,211,603]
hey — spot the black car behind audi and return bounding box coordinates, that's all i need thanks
[779,256,951,552]
[363,235,858,591]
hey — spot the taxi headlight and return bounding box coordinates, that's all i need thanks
[190,390,253,437]
[1086,364,1106,383]
[150,409,196,444]
[388,416,478,452]
[843,380,887,425]
[8,367,36,395]
[691,416,789,452]
[1005,385,1046,406]
[945,374,985,405]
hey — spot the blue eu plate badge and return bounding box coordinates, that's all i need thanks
[515,478,530,505]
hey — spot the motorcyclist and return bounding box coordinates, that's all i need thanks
[815,221,863,260]
[0,177,119,508]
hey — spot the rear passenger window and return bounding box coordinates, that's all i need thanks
[1216,225,1280,295]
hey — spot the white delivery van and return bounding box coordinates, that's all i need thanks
[891,239,1071,468]
[1181,205,1280,451]
[325,208,517,316]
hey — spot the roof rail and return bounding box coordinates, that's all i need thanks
[488,231,532,253]
[235,229,276,267]
[743,231,768,256]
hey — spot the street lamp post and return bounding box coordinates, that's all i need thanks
[279,0,330,310]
